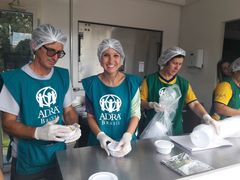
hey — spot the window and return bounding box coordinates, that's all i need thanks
[0,10,33,72]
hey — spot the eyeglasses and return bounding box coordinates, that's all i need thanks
[42,45,66,58]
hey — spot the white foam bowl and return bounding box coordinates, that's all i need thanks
[88,172,118,180]
[154,140,174,154]
[107,142,124,157]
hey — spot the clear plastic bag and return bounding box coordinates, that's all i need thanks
[140,84,182,139]
[161,153,213,176]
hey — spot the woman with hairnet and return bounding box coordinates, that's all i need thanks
[82,38,142,157]
[0,24,81,179]
[139,47,218,136]
[211,57,240,120]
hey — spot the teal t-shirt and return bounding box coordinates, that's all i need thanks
[2,66,69,174]
[82,74,142,145]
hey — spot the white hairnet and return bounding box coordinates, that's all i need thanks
[231,57,240,72]
[31,24,67,52]
[158,47,186,66]
[97,38,125,60]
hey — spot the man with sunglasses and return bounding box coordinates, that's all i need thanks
[0,24,81,179]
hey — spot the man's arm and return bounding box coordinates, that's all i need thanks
[188,100,208,118]
[2,112,35,139]
[63,105,78,125]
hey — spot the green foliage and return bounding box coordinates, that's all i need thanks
[2,133,10,148]
[0,11,32,33]
[15,39,31,55]
[0,10,33,71]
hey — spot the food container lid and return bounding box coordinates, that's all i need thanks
[154,140,174,149]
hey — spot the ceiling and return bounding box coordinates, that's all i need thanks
[148,0,199,6]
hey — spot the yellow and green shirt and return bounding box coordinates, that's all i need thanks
[211,78,240,120]
[139,72,197,135]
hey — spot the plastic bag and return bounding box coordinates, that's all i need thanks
[139,112,166,139]
[140,84,182,139]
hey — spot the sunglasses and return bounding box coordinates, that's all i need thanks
[42,45,66,58]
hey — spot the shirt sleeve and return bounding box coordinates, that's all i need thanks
[0,85,19,115]
[213,82,232,105]
[185,84,197,104]
[131,88,141,119]
[63,82,73,108]
[85,95,94,114]
[140,79,148,101]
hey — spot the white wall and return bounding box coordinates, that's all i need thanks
[1,0,183,95]
[7,0,181,91]
[4,0,240,110]
[38,0,71,70]
[71,0,182,89]
[179,0,240,110]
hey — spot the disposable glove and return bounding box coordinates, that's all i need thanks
[115,132,132,157]
[97,132,116,156]
[34,117,73,142]
[149,102,164,112]
[203,114,220,135]
[64,123,82,143]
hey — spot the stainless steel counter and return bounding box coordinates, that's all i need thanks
[57,138,240,180]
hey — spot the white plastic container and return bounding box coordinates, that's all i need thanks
[154,140,174,154]
[107,142,124,158]
[217,116,240,138]
[190,124,216,148]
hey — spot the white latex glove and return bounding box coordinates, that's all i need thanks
[149,102,164,112]
[203,114,220,135]
[34,117,73,142]
[115,132,132,157]
[64,123,82,143]
[97,132,116,156]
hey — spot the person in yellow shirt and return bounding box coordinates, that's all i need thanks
[0,169,4,180]
[211,57,240,120]
[210,59,232,120]
[139,47,217,136]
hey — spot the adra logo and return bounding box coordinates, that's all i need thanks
[36,86,57,108]
[99,94,122,113]
[159,87,167,97]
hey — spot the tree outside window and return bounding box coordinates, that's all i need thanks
[0,10,33,72]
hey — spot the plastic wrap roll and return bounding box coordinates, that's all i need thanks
[190,116,240,148]
[218,116,240,138]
